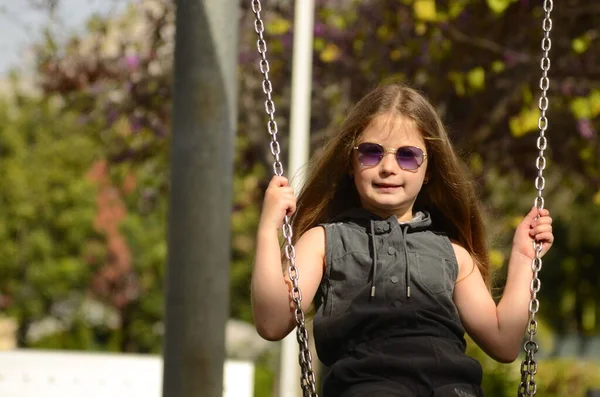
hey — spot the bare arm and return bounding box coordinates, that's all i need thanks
[453,207,554,363]
[250,176,325,341]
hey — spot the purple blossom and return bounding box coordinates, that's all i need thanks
[503,53,515,67]
[281,32,293,49]
[130,116,143,133]
[577,118,596,140]
[156,125,169,138]
[560,81,573,96]
[125,55,140,71]
[106,107,118,125]
[314,22,326,37]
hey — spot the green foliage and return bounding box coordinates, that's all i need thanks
[0,95,101,346]
[486,0,517,15]
[467,337,600,396]
[1,0,268,352]
[253,351,278,397]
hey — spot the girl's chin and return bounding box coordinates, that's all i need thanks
[363,201,413,213]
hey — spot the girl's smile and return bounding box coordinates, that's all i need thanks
[373,182,403,191]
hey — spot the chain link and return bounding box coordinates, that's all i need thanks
[518,1,553,396]
[251,1,319,396]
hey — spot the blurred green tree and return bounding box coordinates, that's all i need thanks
[0,94,101,348]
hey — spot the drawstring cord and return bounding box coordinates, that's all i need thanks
[402,225,411,298]
[370,221,377,298]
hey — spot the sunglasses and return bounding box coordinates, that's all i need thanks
[353,142,427,171]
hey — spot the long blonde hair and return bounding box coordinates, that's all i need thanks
[291,83,491,288]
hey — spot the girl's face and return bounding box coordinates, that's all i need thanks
[351,113,428,222]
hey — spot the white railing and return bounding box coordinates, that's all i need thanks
[0,349,254,397]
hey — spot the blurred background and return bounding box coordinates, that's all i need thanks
[0,0,599,396]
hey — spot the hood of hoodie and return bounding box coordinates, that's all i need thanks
[330,207,432,299]
[331,207,432,232]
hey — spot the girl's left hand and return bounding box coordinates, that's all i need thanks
[513,206,554,260]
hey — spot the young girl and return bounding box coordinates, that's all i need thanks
[251,83,554,397]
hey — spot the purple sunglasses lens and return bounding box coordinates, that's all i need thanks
[396,147,424,170]
[357,143,383,166]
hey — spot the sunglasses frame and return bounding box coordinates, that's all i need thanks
[353,142,428,171]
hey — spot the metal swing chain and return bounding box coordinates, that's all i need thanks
[251,1,319,396]
[518,1,553,396]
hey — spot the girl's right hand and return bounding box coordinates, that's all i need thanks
[259,176,297,230]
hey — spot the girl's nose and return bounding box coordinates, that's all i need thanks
[379,152,398,173]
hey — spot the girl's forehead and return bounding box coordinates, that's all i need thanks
[360,114,424,145]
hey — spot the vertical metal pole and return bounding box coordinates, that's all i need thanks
[287,0,315,193]
[279,1,315,397]
[162,1,238,397]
